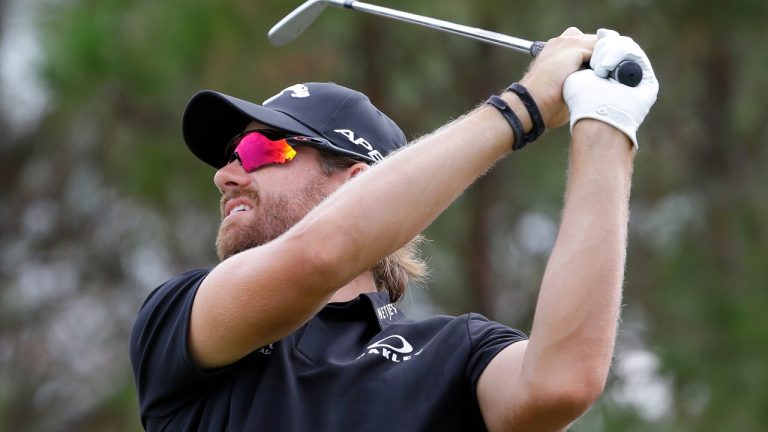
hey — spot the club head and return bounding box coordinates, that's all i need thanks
[268,0,329,46]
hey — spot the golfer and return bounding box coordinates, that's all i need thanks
[130,27,658,431]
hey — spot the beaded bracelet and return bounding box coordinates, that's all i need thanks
[506,82,546,143]
[485,95,525,151]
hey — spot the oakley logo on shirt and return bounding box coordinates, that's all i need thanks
[359,335,423,363]
[368,335,413,354]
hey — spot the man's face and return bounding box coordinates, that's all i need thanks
[213,123,342,261]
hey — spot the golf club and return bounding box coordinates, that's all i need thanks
[268,0,643,87]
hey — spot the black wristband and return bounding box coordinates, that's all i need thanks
[485,95,526,151]
[506,82,545,143]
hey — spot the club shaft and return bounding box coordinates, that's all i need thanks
[332,0,535,55]
[270,0,643,87]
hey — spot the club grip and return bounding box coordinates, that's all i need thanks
[529,41,546,57]
[609,60,643,87]
[529,41,643,87]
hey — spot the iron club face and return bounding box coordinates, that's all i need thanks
[269,0,336,46]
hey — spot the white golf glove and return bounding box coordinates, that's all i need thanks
[563,28,659,149]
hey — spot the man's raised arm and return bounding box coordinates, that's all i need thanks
[477,29,658,431]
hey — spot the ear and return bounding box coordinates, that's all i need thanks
[345,162,369,180]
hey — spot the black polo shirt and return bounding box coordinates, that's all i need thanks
[130,268,527,431]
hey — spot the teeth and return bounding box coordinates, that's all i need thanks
[228,204,252,216]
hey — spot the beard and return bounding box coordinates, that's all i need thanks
[215,175,330,261]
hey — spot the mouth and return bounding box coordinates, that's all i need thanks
[223,197,255,219]
[228,203,253,216]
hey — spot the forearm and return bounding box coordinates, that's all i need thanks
[476,29,657,431]
[523,119,633,396]
[290,95,531,290]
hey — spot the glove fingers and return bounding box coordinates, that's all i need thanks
[596,28,620,39]
[591,36,645,78]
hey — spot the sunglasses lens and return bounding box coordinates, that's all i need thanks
[232,131,297,172]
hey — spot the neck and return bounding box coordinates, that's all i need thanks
[328,271,378,303]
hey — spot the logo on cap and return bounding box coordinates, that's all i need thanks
[334,129,384,162]
[263,84,311,105]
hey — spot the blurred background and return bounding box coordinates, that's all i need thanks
[1,0,767,430]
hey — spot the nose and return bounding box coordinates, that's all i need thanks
[214,160,252,193]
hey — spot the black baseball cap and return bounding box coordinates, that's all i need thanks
[182,82,406,167]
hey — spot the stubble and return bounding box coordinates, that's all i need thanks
[215,175,330,261]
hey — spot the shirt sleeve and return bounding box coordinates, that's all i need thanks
[465,313,528,401]
[129,268,223,419]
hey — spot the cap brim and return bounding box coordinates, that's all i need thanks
[182,90,319,168]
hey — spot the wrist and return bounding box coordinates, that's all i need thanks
[487,82,549,151]
[485,95,526,150]
[500,92,533,135]
[518,75,562,128]
[572,119,634,152]
[569,102,639,149]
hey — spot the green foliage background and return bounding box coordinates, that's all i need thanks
[1,0,767,430]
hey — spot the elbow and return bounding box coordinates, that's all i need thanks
[526,372,607,423]
[558,375,606,414]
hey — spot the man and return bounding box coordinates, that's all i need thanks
[130,28,658,431]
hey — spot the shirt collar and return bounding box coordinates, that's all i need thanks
[324,290,406,330]
[361,291,406,329]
